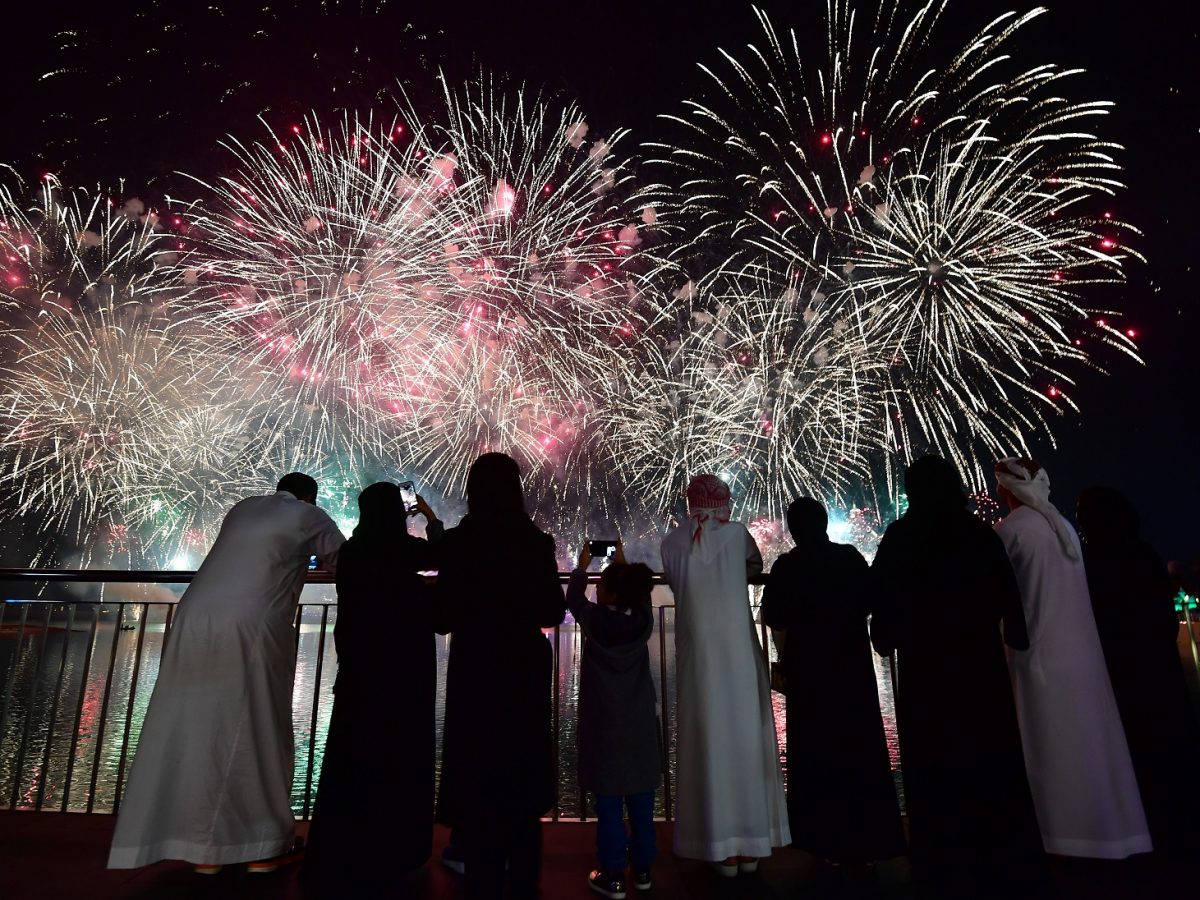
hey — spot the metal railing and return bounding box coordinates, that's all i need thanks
[0,568,811,824]
[4,567,1198,826]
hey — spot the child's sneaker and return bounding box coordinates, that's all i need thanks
[588,868,627,899]
[632,867,652,891]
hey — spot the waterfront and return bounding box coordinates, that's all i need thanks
[0,583,901,819]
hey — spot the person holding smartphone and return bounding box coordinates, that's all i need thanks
[302,481,443,891]
[567,541,660,898]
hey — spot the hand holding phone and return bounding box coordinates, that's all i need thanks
[587,540,619,560]
[397,481,419,515]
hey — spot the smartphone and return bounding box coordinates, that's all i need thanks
[588,540,619,559]
[397,480,419,514]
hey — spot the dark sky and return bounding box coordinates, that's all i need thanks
[3,0,1197,558]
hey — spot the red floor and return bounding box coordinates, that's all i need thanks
[0,811,1193,899]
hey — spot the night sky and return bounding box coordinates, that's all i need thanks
[2,0,1197,559]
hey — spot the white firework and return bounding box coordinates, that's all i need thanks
[614,264,878,520]
[641,0,1141,491]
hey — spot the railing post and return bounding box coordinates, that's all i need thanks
[574,621,587,824]
[36,603,78,810]
[10,604,54,808]
[300,604,331,819]
[112,603,153,814]
[552,623,561,823]
[0,604,31,758]
[61,604,102,812]
[87,604,128,813]
[658,605,671,823]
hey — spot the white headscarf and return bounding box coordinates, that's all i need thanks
[995,458,1079,560]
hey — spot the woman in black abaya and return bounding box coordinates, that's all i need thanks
[762,497,904,865]
[1078,486,1200,852]
[302,481,443,889]
[869,456,1045,888]
[435,453,566,900]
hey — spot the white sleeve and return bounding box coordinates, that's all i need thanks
[309,511,346,572]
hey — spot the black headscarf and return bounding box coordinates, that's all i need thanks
[353,481,408,540]
[1077,486,1140,548]
[904,455,966,516]
[786,497,829,546]
[465,452,526,520]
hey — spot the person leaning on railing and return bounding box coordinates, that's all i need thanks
[107,472,346,875]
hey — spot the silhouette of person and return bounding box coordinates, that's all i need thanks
[762,497,904,865]
[109,473,344,873]
[435,453,566,900]
[870,456,1044,888]
[1077,485,1200,852]
[303,481,444,890]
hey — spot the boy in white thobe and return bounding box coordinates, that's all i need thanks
[994,458,1151,859]
[109,473,345,870]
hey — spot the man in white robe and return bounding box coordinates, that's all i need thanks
[994,458,1151,859]
[109,472,345,870]
[660,474,790,874]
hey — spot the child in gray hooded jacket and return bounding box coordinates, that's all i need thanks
[567,543,661,899]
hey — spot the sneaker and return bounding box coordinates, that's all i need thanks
[440,845,466,876]
[193,864,222,876]
[737,857,759,874]
[246,837,305,874]
[632,868,652,891]
[588,868,627,899]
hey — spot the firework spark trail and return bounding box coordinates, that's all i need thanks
[387,75,653,510]
[844,128,1141,482]
[0,172,162,319]
[611,264,879,521]
[173,75,654,522]
[0,176,257,565]
[0,2,1146,564]
[640,0,1142,491]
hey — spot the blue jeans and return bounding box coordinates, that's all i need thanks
[594,791,657,872]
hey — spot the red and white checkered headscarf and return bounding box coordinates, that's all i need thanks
[686,474,732,545]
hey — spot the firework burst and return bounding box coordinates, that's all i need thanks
[0,176,258,564]
[176,75,652,521]
[0,299,215,563]
[174,111,428,486]
[613,264,877,521]
[387,75,650,511]
[642,0,1141,491]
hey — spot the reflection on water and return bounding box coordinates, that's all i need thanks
[0,583,901,818]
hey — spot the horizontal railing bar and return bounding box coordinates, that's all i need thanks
[0,567,769,586]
